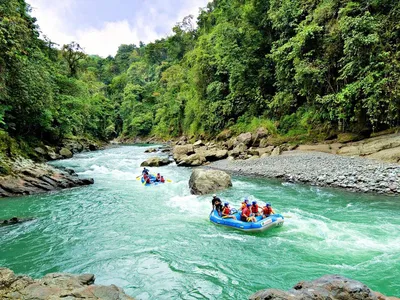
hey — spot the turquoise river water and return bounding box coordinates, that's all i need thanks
[1,145,399,299]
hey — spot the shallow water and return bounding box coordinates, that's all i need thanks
[1,145,399,299]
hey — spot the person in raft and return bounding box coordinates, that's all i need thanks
[241,198,249,210]
[143,173,151,184]
[250,201,261,217]
[212,194,223,216]
[262,202,275,218]
[155,173,161,182]
[142,167,150,175]
[160,176,165,183]
[241,203,256,222]
[222,202,236,219]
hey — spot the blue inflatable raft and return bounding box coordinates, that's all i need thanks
[210,210,284,232]
[140,174,164,186]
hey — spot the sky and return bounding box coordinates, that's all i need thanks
[27,0,210,57]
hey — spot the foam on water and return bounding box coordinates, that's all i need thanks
[1,145,399,299]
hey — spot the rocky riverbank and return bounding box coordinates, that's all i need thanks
[0,267,134,299]
[209,151,400,195]
[1,267,397,300]
[250,274,399,300]
[0,136,103,198]
[0,156,93,198]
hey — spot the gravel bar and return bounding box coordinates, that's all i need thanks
[209,151,400,195]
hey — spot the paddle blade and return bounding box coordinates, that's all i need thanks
[166,179,172,182]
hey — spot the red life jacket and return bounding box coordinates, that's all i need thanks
[242,207,250,218]
[146,177,151,184]
[263,206,273,215]
[222,207,230,215]
[160,177,165,183]
[251,204,259,213]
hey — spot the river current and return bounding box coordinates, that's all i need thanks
[1,145,399,299]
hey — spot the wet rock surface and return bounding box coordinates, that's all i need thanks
[0,217,35,226]
[0,157,94,198]
[0,267,134,299]
[140,157,172,167]
[249,274,399,300]
[189,169,232,195]
[210,151,400,195]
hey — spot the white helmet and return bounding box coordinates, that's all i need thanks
[212,194,217,197]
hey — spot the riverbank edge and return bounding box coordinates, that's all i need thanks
[207,151,399,196]
[249,274,400,300]
[0,136,103,198]
[114,132,400,196]
[1,267,397,299]
[0,267,134,299]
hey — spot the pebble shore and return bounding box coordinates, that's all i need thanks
[209,151,400,195]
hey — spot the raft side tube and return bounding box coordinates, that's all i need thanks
[209,210,284,232]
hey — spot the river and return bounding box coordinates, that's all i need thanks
[1,145,399,299]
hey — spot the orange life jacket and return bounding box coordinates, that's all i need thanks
[222,207,231,215]
[251,204,259,213]
[263,206,273,215]
[242,207,250,218]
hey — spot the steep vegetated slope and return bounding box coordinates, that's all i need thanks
[1,0,400,159]
[106,0,400,140]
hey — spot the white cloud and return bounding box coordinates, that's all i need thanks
[75,20,158,57]
[27,0,210,57]
[28,0,76,46]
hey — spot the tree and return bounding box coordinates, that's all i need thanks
[62,42,86,77]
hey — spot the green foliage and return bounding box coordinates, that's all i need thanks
[1,0,400,148]
[230,117,277,136]
[0,0,118,146]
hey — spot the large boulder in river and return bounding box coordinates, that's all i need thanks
[189,169,232,195]
[140,157,171,167]
[249,274,399,300]
[0,267,134,299]
[59,147,73,158]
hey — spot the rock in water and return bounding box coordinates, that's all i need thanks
[140,157,171,167]
[0,267,134,299]
[189,169,232,195]
[144,148,158,153]
[59,147,73,158]
[0,157,94,198]
[1,217,35,226]
[249,274,399,300]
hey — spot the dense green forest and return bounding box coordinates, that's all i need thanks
[1,0,400,149]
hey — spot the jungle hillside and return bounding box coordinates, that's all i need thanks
[1,0,400,152]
